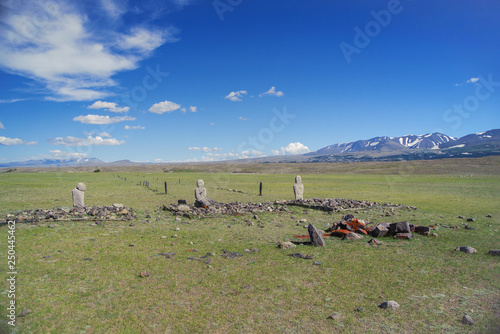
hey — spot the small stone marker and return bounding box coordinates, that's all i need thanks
[378,301,400,310]
[455,246,477,254]
[72,182,86,207]
[308,224,326,246]
[259,181,263,196]
[462,315,474,325]
[293,175,304,200]
[164,181,168,194]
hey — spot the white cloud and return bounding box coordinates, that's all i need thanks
[124,125,145,130]
[200,150,265,161]
[259,86,284,97]
[117,27,176,54]
[225,90,247,102]
[73,114,135,124]
[88,100,130,113]
[49,135,124,146]
[0,1,176,101]
[188,146,222,152]
[466,77,479,84]
[0,121,4,129]
[0,98,26,103]
[100,0,127,19]
[272,142,310,155]
[39,150,88,160]
[149,100,181,114]
[189,106,197,112]
[0,136,38,145]
[238,116,249,121]
[210,122,215,126]
[99,132,112,137]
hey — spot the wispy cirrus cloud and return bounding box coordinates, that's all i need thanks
[0,136,37,146]
[49,135,124,146]
[73,114,135,124]
[0,0,178,101]
[188,146,222,152]
[125,125,145,130]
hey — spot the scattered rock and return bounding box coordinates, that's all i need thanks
[455,246,477,254]
[140,271,150,278]
[18,308,32,317]
[343,232,363,241]
[462,315,474,325]
[177,205,190,212]
[327,312,341,320]
[432,233,438,237]
[393,233,412,240]
[289,253,314,259]
[313,261,322,265]
[83,258,92,261]
[378,301,400,310]
[488,250,500,256]
[222,249,243,259]
[486,214,492,218]
[388,221,411,235]
[367,238,383,245]
[278,241,296,249]
[467,218,476,222]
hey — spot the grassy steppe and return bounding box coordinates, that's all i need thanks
[1,158,499,333]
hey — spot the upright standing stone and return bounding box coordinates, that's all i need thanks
[259,182,263,196]
[195,179,209,207]
[72,182,86,207]
[164,181,168,194]
[308,224,326,246]
[293,175,304,200]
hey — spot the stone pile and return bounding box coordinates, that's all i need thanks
[165,198,417,218]
[286,198,417,212]
[163,201,291,217]
[4,204,136,224]
[324,215,432,240]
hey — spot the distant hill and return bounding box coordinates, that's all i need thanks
[301,128,500,162]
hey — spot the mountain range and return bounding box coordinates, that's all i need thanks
[1,129,499,168]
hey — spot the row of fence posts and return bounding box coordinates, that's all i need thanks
[121,175,264,196]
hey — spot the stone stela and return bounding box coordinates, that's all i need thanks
[293,175,304,200]
[72,182,86,207]
[195,179,210,208]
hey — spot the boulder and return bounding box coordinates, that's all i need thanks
[393,233,412,240]
[371,225,389,237]
[462,315,474,325]
[455,246,477,254]
[389,221,411,235]
[343,232,363,241]
[414,226,431,236]
[308,224,326,246]
[278,241,296,249]
[378,301,400,310]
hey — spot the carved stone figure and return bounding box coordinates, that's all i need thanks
[195,179,210,207]
[293,175,304,200]
[72,182,86,207]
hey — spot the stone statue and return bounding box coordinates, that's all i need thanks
[293,175,304,200]
[195,179,209,207]
[72,182,86,207]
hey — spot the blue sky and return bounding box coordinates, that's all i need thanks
[0,0,499,163]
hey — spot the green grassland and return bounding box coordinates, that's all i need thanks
[1,157,499,333]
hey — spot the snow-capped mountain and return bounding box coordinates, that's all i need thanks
[308,133,456,155]
[307,129,499,156]
[0,157,105,168]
